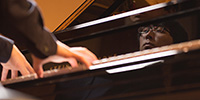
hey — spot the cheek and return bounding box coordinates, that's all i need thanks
[155,35,173,46]
[139,37,144,48]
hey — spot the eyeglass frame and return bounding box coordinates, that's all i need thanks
[138,24,170,36]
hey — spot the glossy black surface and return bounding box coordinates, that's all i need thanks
[3,0,200,100]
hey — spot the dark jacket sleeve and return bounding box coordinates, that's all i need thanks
[0,0,57,59]
[0,35,14,63]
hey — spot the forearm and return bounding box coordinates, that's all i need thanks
[0,0,57,58]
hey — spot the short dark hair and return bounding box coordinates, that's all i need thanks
[160,20,188,43]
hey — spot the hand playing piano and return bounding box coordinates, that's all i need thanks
[1,45,35,81]
[32,41,98,78]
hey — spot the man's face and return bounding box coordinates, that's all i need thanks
[139,24,173,50]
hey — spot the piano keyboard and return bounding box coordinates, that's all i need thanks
[2,39,200,85]
[1,65,88,85]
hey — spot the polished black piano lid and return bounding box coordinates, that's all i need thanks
[53,0,135,32]
[53,0,200,44]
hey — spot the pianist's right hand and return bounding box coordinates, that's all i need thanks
[32,41,98,78]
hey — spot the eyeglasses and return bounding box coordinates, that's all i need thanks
[138,24,170,36]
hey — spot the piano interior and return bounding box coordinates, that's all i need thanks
[1,0,200,100]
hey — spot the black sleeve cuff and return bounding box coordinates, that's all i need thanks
[0,35,14,63]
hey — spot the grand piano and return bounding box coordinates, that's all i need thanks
[1,0,200,100]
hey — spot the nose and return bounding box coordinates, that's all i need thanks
[143,30,154,40]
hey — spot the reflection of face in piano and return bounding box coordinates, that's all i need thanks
[138,21,188,51]
[139,24,173,50]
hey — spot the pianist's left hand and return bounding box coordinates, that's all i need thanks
[1,45,35,81]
